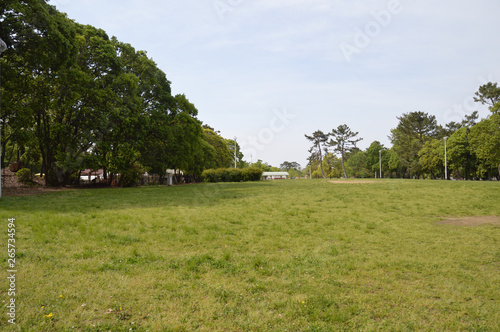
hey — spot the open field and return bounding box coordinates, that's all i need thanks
[0,179,499,331]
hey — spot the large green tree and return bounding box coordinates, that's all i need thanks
[446,127,477,180]
[305,130,328,179]
[328,124,362,178]
[390,111,438,178]
[202,128,233,168]
[365,141,389,177]
[418,139,444,179]
[468,114,500,179]
[1,1,80,185]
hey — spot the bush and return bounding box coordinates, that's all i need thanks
[227,168,242,182]
[201,169,218,183]
[120,165,143,187]
[16,168,33,185]
[214,168,229,182]
[202,168,263,183]
[242,167,263,181]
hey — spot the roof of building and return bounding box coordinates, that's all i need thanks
[262,172,289,176]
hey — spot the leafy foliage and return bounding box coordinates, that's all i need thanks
[1,0,236,186]
[328,125,362,178]
[16,168,33,184]
[305,130,328,179]
[202,168,263,183]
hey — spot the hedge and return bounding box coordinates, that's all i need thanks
[16,168,33,184]
[201,168,263,183]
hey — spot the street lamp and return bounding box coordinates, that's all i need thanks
[0,38,7,198]
[379,149,382,179]
[444,136,448,180]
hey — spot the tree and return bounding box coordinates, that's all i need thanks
[202,128,233,168]
[389,111,438,178]
[447,127,477,180]
[474,82,500,114]
[322,153,343,178]
[365,141,389,177]
[280,161,300,172]
[469,114,500,179]
[305,130,328,179]
[327,124,362,178]
[387,149,403,178]
[346,150,370,178]
[253,159,274,171]
[418,139,444,179]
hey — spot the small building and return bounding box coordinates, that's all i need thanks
[80,169,104,183]
[262,172,289,180]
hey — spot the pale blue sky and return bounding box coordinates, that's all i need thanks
[49,0,500,168]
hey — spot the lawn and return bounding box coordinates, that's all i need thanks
[0,179,499,331]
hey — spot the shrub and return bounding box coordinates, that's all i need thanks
[201,169,218,183]
[214,168,229,182]
[227,168,242,182]
[120,165,143,187]
[202,168,263,183]
[242,167,263,181]
[16,168,33,185]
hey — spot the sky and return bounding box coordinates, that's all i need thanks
[48,0,500,168]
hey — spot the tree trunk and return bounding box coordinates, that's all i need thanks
[319,159,326,179]
[341,153,347,178]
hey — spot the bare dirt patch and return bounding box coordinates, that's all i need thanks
[438,216,500,226]
[1,168,67,197]
[329,180,378,184]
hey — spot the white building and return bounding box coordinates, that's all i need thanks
[262,172,289,180]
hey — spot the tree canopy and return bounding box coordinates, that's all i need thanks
[0,0,242,186]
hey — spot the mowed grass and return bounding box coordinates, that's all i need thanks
[0,179,499,331]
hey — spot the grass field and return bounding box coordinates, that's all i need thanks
[0,179,499,331]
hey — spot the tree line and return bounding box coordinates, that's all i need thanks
[305,83,500,180]
[2,1,499,186]
[1,0,245,186]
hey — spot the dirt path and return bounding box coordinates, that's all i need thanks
[437,216,500,226]
[329,180,378,184]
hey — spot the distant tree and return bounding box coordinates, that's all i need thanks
[461,111,479,128]
[474,82,500,114]
[365,141,388,177]
[253,159,273,172]
[280,161,300,171]
[327,125,362,178]
[468,114,500,179]
[387,149,403,178]
[202,128,233,168]
[418,139,444,179]
[346,150,370,178]
[389,111,438,178]
[322,153,343,178]
[305,130,328,179]
[447,127,477,180]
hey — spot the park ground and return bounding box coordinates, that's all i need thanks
[0,179,499,331]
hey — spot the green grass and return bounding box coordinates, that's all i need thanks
[0,179,499,331]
